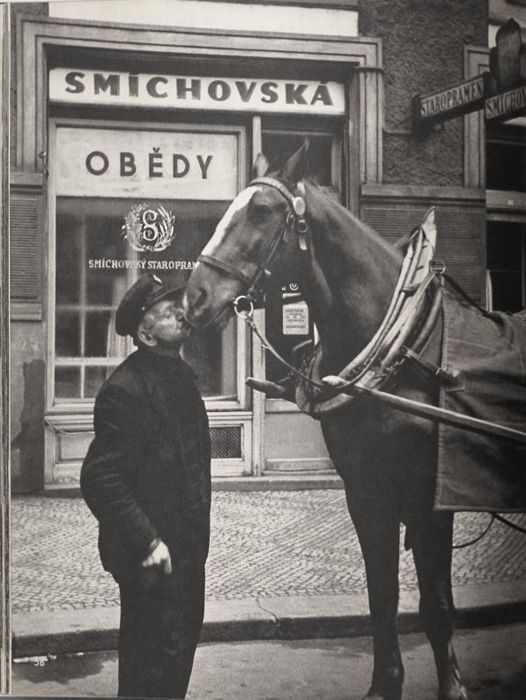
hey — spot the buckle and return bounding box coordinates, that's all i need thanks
[429,259,446,275]
[233,295,254,319]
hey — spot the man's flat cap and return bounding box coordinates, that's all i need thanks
[115,274,184,337]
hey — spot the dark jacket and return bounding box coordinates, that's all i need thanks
[81,348,211,581]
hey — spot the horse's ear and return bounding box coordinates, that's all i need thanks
[251,154,270,179]
[281,140,309,189]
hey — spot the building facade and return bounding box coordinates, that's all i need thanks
[9,0,501,492]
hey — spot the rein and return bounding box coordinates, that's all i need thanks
[237,299,526,448]
[234,298,325,391]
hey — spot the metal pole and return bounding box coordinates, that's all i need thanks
[358,385,526,445]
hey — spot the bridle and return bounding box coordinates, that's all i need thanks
[197,176,310,318]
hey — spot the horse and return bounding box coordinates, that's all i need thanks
[184,142,469,700]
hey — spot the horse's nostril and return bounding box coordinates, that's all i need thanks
[191,286,208,311]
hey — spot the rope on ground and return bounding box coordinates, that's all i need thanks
[452,515,495,549]
[494,513,526,535]
[453,513,526,549]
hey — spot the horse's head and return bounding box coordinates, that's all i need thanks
[184,142,310,328]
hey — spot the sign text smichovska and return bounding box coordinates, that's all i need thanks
[49,68,346,116]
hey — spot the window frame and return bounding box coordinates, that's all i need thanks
[47,116,249,414]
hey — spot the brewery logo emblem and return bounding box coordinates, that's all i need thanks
[122,203,176,252]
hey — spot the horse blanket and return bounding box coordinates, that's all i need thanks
[435,290,526,512]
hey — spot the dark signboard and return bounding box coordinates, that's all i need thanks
[413,19,526,131]
[413,75,487,128]
[485,83,526,121]
[485,18,526,122]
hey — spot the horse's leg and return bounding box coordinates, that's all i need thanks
[323,410,404,700]
[411,512,468,700]
[347,494,404,700]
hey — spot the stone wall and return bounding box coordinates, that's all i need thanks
[359,0,488,186]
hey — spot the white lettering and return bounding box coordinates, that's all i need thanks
[486,85,526,120]
[87,258,197,270]
[419,77,485,120]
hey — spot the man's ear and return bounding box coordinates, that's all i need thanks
[137,324,157,347]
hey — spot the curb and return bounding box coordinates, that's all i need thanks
[12,582,526,658]
[39,475,345,498]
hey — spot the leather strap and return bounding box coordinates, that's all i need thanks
[198,254,254,287]
[199,177,307,305]
[249,176,296,205]
[401,345,461,388]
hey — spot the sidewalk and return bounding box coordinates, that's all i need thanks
[11,488,526,657]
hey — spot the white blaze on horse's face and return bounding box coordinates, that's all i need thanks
[186,181,290,327]
[199,186,261,259]
[185,185,263,327]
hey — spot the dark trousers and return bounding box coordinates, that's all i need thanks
[117,561,205,698]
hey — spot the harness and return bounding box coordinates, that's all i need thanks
[295,209,451,418]
[197,176,526,448]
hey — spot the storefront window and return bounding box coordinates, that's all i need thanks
[55,197,236,400]
[486,123,526,192]
[52,124,243,403]
[486,221,526,312]
[262,131,335,186]
[486,121,526,312]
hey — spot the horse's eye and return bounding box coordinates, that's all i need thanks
[251,203,273,221]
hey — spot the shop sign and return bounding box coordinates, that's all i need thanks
[485,84,526,122]
[413,75,487,127]
[414,19,526,130]
[49,68,345,116]
[485,18,526,122]
[55,127,239,199]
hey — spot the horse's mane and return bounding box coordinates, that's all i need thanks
[298,177,402,262]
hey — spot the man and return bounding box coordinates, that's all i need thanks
[81,273,211,699]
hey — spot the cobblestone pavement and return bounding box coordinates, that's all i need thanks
[11,492,526,614]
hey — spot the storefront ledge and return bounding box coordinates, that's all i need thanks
[360,183,486,204]
[40,474,345,497]
[12,583,526,658]
[212,474,344,491]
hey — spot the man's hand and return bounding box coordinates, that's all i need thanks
[142,539,172,574]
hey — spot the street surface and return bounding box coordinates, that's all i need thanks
[12,624,526,699]
[11,493,526,612]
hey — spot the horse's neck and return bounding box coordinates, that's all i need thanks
[301,185,402,372]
